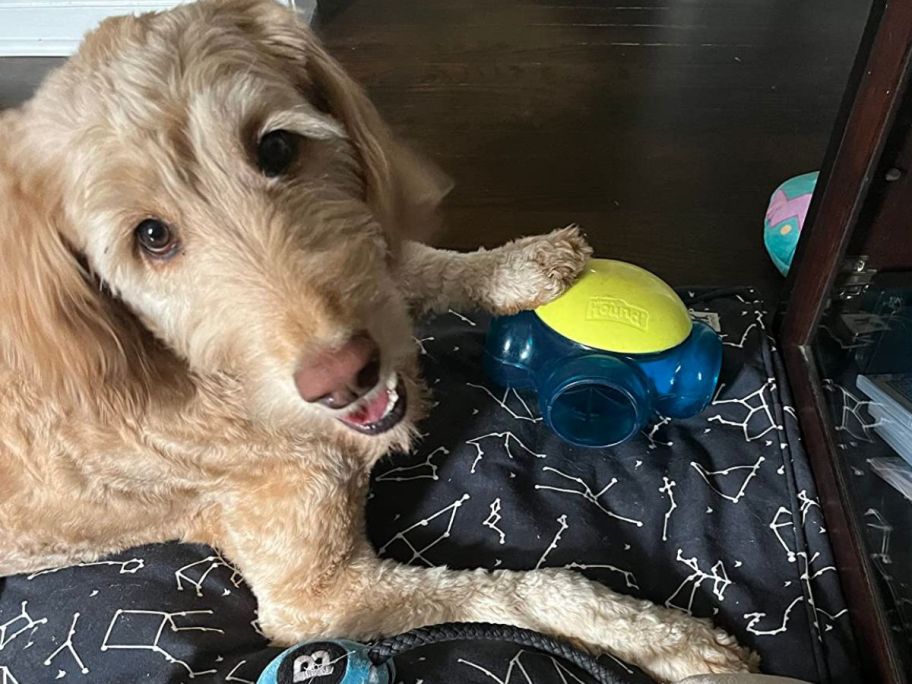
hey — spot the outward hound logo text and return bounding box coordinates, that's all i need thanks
[293,650,334,681]
[585,297,649,331]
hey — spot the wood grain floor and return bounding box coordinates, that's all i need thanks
[0,0,871,303]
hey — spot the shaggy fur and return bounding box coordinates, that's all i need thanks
[0,2,758,680]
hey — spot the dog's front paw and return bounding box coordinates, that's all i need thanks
[488,225,592,314]
[522,225,592,301]
[644,618,760,683]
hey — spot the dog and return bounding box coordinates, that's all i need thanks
[0,1,758,680]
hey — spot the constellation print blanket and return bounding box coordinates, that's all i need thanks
[0,291,859,684]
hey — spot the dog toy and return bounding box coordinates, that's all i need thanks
[255,622,803,684]
[257,638,384,684]
[255,622,631,684]
[484,259,722,448]
[763,171,818,276]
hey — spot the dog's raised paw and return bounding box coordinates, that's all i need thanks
[491,225,592,314]
[534,225,592,294]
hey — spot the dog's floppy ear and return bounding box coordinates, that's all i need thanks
[249,0,452,243]
[305,43,453,243]
[0,144,148,402]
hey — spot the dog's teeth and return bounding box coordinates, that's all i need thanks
[381,388,398,419]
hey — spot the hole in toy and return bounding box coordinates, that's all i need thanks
[548,382,638,447]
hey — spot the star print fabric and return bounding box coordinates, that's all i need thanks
[0,291,859,683]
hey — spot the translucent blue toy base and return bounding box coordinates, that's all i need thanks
[484,311,722,448]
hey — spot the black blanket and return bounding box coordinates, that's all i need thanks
[0,291,859,683]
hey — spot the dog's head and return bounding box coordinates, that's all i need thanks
[1,0,450,444]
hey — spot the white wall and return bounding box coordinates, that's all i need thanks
[0,0,315,56]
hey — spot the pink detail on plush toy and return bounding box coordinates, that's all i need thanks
[765,189,812,228]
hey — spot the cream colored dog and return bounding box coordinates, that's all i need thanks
[0,1,758,680]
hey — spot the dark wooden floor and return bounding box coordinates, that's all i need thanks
[318,0,870,303]
[0,0,871,303]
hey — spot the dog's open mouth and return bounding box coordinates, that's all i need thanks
[336,374,407,434]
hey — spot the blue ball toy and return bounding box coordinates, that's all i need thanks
[763,171,818,276]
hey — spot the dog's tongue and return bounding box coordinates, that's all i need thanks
[340,389,391,427]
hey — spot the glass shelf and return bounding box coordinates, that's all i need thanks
[812,271,912,680]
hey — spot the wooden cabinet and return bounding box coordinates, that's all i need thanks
[779,1,912,681]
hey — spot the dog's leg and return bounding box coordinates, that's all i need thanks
[217,465,757,684]
[256,552,756,683]
[321,558,755,683]
[396,225,592,315]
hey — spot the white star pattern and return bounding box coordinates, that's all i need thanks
[100,610,224,678]
[43,613,89,675]
[665,550,731,616]
[378,494,471,565]
[535,467,643,527]
[690,456,765,504]
[0,602,47,652]
[467,432,546,474]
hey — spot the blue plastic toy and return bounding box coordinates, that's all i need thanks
[484,259,722,448]
[257,639,392,684]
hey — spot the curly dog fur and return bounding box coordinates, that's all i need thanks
[0,2,758,680]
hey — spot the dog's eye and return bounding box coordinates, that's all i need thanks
[135,219,178,258]
[257,130,298,177]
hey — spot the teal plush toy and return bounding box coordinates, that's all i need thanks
[763,171,818,276]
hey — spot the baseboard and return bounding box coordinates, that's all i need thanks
[0,0,314,56]
[0,36,80,56]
